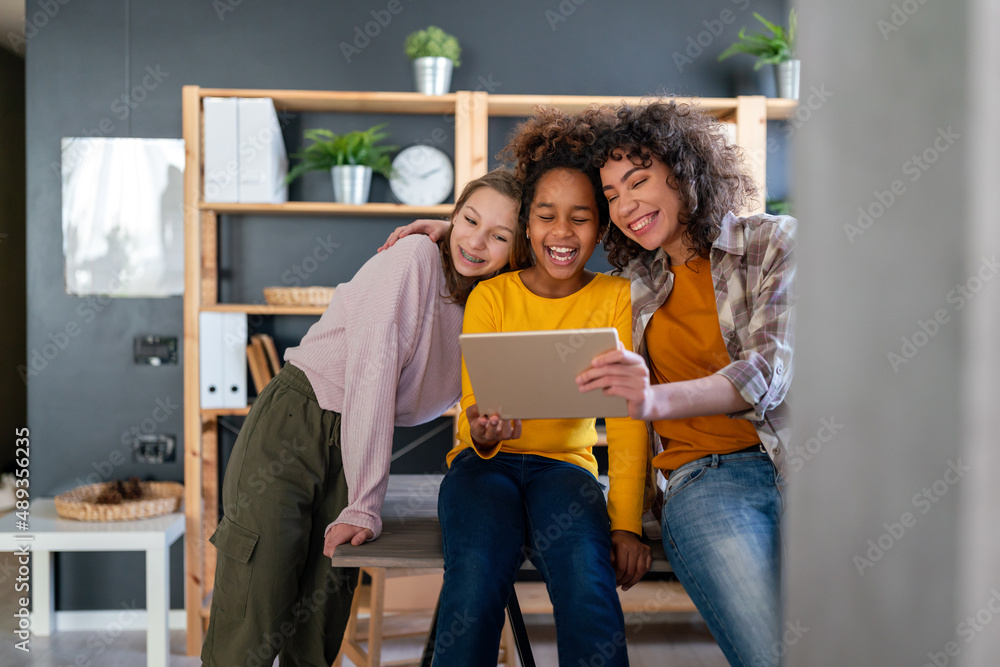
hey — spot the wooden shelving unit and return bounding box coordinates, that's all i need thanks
[182,86,793,653]
[198,201,453,217]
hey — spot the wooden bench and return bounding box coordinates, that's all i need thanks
[331,475,692,666]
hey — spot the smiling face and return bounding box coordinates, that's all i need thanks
[522,167,601,297]
[600,150,689,259]
[448,185,519,279]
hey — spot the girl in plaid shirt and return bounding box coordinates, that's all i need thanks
[576,101,795,667]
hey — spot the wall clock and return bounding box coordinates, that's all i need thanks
[389,145,454,206]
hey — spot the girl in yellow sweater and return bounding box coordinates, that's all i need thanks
[431,111,649,667]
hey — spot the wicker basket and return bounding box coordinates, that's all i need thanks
[54,481,184,522]
[263,286,336,307]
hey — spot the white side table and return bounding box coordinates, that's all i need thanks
[0,498,185,667]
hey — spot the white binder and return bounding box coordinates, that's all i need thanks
[238,98,288,204]
[199,312,224,409]
[199,312,248,409]
[203,97,239,202]
[219,312,248,408]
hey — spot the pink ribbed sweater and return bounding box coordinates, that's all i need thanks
[284,236,464,539]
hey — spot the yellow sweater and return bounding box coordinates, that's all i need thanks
[447,271,648,535]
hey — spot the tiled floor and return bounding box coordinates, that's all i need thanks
[0,553,726,666]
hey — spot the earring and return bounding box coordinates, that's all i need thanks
[526,229,531,240]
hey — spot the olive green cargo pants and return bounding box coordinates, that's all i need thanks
[201,363,359,667]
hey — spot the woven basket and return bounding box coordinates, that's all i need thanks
[263,286,336,307]
[54,481,184,522]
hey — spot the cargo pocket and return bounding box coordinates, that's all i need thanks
[209,516,260,618]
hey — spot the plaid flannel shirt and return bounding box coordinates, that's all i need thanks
[622,211,796,472]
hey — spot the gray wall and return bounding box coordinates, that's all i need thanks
[24,1,788,612]
[786,0,1000,665]
[1,46,26,475]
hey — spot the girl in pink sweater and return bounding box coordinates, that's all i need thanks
[201,170,527,667]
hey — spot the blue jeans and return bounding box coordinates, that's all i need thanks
[660,449,784,667]
[434,449,628,667]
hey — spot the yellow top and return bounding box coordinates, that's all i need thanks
[646,256,760,471]
[448,271,648,535]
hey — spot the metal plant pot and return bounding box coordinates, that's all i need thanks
[775,59,801,100]
[412,56,453,96]
[331,165,372,204]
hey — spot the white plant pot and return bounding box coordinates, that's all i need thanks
[331,165,372,204]
[775,59,801,100]
[412,56,454,96]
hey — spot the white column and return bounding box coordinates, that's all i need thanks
[786,0,973,664]
[957,0,1000,664]
[145,546,170,667]
[31,549,53,636]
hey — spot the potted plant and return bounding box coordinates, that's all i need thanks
[404,26,461,95]
[718,9,798,99]
[285,124,397,204]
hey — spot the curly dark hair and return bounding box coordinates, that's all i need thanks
[582,101,758,270]
[499,107,611,249]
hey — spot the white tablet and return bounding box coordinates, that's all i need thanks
[459,328,629,420]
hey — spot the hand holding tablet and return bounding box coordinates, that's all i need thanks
[465,403,522,450]
[459,328,629,420]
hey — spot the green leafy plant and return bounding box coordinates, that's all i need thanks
[285,124,397,183]
[404,26,461,67]
[718,9,797,70]
[766,198,792,216]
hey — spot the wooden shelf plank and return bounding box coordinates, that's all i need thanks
[195,88,458,114]
[765,98,799,120]
[201,406,251,417]
[486,94,733,117]
[196,88,798,121]
[487,94,797,120]
[201,304,327,316]
[199,201,453,217]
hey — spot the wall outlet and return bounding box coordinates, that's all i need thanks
[132,435,176,464]
[134,336,178,365]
